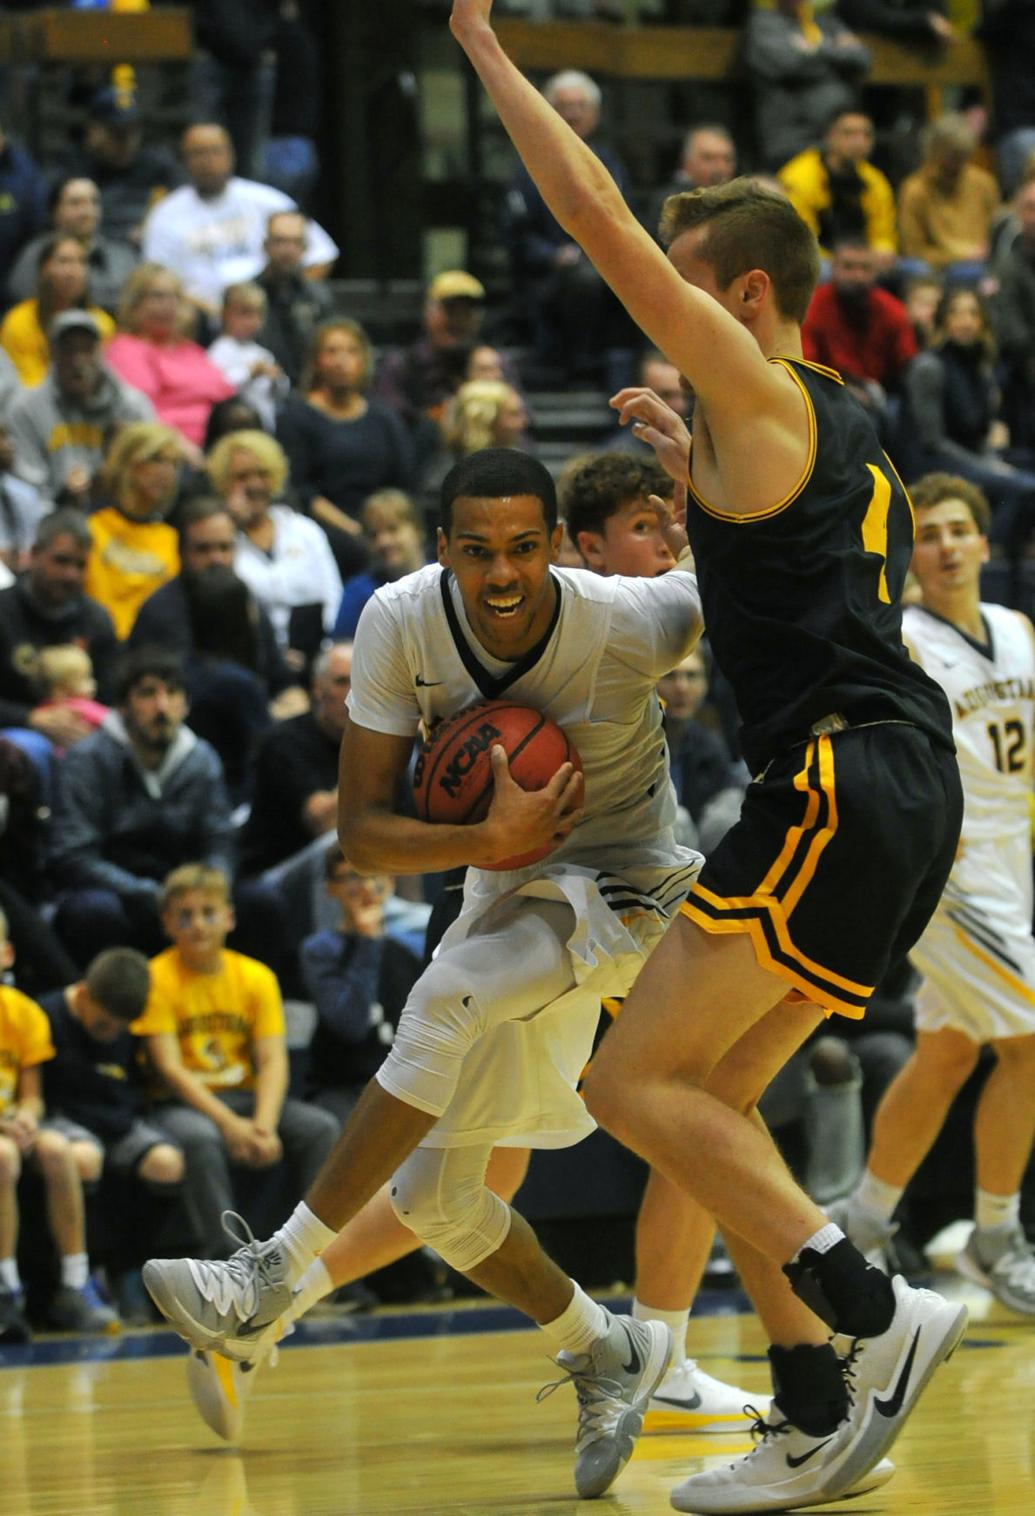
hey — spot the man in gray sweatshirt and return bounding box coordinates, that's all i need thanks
[7,311,153,505]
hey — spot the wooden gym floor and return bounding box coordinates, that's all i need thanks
[1,1270,1031,1516]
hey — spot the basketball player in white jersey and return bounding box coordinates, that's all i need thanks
[146,446,708,1500]
[833,473,1035,1313]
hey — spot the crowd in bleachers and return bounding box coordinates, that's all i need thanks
[2,0,1035,1343]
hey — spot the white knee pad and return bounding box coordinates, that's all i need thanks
[376,955,488,1117]
[388,1147,512,1275]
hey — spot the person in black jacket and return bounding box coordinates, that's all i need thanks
[301,851,425,1126]
[39,947,183,1195]
[130,496,305,712]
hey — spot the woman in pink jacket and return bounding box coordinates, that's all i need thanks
[106,264,233,451]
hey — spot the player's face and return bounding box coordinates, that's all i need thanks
[580,498,676,577]
[667,229,743,322]
[911,499,988,598]
[163,890,233,965]
[439,494,563,660]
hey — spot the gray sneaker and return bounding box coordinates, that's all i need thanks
[957,1223,1035,1314]
[538,1312,672,1498]
[826,1197,897,1270]
[143,1212,293,1356]
[47,1279,120,1335]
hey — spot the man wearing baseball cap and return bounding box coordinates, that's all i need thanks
[7,311,154,506]
[374,268,520,437]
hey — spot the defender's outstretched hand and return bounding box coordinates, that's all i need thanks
[610,386,692,487]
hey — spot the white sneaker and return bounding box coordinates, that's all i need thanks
[832,1274,967,1491]
[956,1223,1035,1314]
[645,1357,769,1433]
[669,1404,896,1513]
[538,1312,672,1498]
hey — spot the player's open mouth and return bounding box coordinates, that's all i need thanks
[484,595,524,618]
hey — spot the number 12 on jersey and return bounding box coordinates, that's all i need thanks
[987,717,1028,774]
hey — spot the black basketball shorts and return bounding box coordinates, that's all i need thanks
[681,721,963,1018]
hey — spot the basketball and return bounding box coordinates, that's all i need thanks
[412,700,582,870]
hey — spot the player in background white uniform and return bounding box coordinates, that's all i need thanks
[834,473,1035,1313]
[147,447,706,1500]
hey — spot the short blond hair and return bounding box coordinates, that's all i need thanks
[37,644,93,695]
[160,864,231,914]
[445,381,519,455]
[103,420,183,501]
[206,429,289,499]
[117,262,193,336]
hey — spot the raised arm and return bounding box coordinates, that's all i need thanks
[448,1,778,421]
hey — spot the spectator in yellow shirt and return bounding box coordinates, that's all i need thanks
[779,108,897,267]
[0,904,119,1341]
[84,421,182,640]
[0,234,114,388]
[897,113,1001,282]
[135,865,338,1259]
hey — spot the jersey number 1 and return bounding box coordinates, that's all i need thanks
[862,465,892,605]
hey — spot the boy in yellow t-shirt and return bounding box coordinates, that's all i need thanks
[0,907,120,1342]
[136,865,337,1259]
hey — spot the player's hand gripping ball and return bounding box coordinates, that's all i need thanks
[413,700,582,870]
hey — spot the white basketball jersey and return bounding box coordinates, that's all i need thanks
[348,563,702,867]
[903,601,1035,920]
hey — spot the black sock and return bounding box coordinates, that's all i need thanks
[768,1343,848,1437]
[783,1237,896,1337]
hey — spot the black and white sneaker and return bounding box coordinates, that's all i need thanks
[669,1404,896,1513]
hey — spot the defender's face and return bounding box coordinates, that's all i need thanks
[667,229,738,319]
[911,499,988,597]
[438,494,562,661]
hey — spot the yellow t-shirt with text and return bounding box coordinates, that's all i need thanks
[0,987,55,1115]
[134,949,285,1093]
[84,507,180,641]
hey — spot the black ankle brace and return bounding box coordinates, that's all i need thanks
[768,1342,847,1437]
[783,1237,896,1337]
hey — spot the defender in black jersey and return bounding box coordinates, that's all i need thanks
[454,6,967,1513]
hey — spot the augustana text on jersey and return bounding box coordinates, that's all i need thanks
[955,676,1035,718]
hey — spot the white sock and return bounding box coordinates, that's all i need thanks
[287,1257,334,1323]
[61,1252,89,1289]
[0,1256,21,1293]
[272,1202,337,1283]
[539,1282,610,1357]
[633,1298,688,1359]
[853,1170,905,1225]
[975,1188,1020,1233]
[793,1223,845,1262]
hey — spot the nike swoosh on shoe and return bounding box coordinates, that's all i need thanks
[786,1436,836,1469]
[874,1329,921,1419]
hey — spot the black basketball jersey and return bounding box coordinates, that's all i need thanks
[686,357,953,773]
